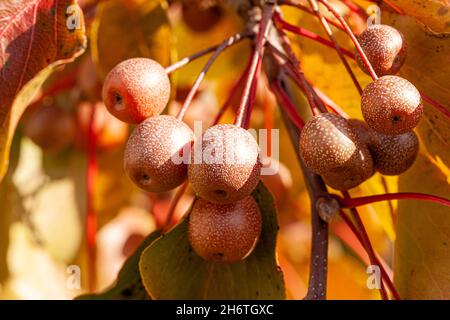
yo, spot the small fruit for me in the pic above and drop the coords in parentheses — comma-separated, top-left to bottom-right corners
(188, 196, 261, 262)
(355, 24, 407, 76)
(349, 119, 419, 175)
(361, 76, 423, 135)
(181, 0, 223, 33)
(299, 113, 359, 174)
(370, 131, 419, 175)
(24, 105, 75, 152)
(321, 144, 374, 190)
(124, 115, 194, 192)
(74, 101, 129, 152)
(102, 58, 170, 124)
(188, 124, 261, 204)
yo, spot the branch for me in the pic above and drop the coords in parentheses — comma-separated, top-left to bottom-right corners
(265, 57, 330, 299)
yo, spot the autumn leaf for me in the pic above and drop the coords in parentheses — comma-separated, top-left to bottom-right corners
(139, 183, 285, 300)
(77, 230, 161, 300)
(381, 7, 450, 299)
(90, 0, 173, 79)
(0, 0, 87, 182)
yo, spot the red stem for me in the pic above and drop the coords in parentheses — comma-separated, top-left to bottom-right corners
(340, 0, 368, 19)
(163, 182, 188, 232)
(176, 32, 248, 120)
(165, 31, 251, 74)
(317, 0, 378, 80)
(274, 12, 355, 59)
(235, 4, 274, 127)
(338, 192, 450, 208)
(338, 209, 399, 299)
(243, 57, 261, 129)
(86, 103, 98, 292)
(282, 1, 345, 30)
(211, 55, 252, 126)
(421, 94, 450, 120)
(270, 81, 305, 130)
(307, 0, 362, 94)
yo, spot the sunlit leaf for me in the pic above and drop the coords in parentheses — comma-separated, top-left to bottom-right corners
(139, 183, 285, 300)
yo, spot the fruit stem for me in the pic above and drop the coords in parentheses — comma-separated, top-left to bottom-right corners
(337, 192, 450, 208)
(163, 182, 188, 232)
(307, 0, 363, 94)
(340, 0, 368, 19)
(273, 13, 355, 59)
(312, 86, 349, 117)
(176, 32, 249, 120)
(235, 3, 274, 127)
(165, 31, 251, 74)
(211, 56, 252, 125)
(243, 57, 262, 129)
(86, 102, 98, 292)
(421, 93, 450, 120)
(279, 0, 345, 30)
(316, 0, 379, 80)
(338, 208, 400, 299)
(267, 30, 325, 114)
(270, 81, 305, 130)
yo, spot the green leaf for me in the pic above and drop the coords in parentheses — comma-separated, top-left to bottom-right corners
(77, 230, 161, 300)
(91, 0, 173, 79)
(139, 183, 285, 300)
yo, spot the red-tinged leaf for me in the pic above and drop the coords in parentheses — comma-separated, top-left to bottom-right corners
(0, 0, 87, 181)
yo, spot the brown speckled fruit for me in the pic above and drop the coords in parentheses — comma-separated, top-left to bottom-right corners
(321, 143, 374, 190)
(355, 24, 407, 76)
(188, 196, 261, 262)
(361, 76, 423, 135)
(348, 119, 373, 146)
(188, 124, 261, 204)
(102, 58, 170, 124)
(24, 105, 75, 152)
(124, 115, 194, 192)
(370, 130, 419, 175)
(299, 113, 359, 175)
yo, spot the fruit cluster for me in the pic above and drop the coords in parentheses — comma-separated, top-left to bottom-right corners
(102, 58, 262, 263)
(299, 25, 421, 190)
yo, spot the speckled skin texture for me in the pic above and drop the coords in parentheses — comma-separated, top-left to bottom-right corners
(321, 143, 374, 190)
(188, 124, 261, 204)
(349, 118, 419, 176)
(124, 115, 194, 192)
(355, 24, 407, 76)
(102, 58, 170, 124)
(370, 131, 419, 175)
(188, 196, 262, 262)
(361, 76, 423, 135)
(299, 113, 359, 175)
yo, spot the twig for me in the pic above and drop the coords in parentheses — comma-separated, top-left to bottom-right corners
(163, 182, 189, 232)
(165, 31, 251, 74)
(235, 3, 274, 127)
(317, 0, 378, 80)
(176, 32, 249, 120)
(307, 0, 362, 94)
(266, 58, 329, 298)
(338, 210, 400, 299)
(274, 12, 355, 59)
(337, 192, 450, 208)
